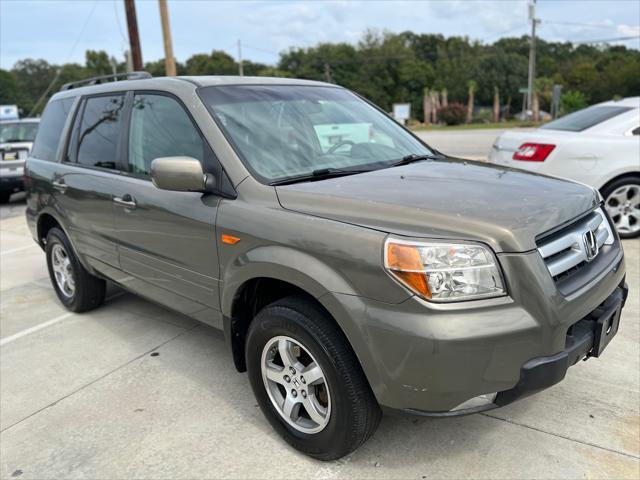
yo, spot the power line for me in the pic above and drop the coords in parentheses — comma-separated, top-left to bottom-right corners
(112, 0, 128, 45)
(242, 43, 281, 57)
(542, 20, 615, 29)
(28, 1, 98, 116)
(571, 35, 640, 44)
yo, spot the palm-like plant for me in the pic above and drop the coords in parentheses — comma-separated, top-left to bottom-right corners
(466, 80, 477, 124)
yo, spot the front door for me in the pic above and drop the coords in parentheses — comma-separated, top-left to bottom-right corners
(113, 92, 223, 327)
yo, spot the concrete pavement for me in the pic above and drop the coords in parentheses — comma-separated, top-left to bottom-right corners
(0, 197, 638, 479)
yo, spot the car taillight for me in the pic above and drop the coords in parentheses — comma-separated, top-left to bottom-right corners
(513, 143, 555, 162)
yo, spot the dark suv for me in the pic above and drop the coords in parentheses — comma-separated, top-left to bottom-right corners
(26, 74, 627, 460)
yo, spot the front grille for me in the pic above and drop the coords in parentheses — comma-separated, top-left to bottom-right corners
(537, 208, 613, 282)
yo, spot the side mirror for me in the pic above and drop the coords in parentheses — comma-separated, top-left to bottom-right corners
(150, 157, 209, 192)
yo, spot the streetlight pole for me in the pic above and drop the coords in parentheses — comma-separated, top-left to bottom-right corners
(526, 0, 539, 114)
(237, 39, 244, 76)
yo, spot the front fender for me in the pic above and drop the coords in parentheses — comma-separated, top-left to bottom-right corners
(220, 244, 358, 317)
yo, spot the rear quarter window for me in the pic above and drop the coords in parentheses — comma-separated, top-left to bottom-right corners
(540, 105, 633, 132)
(31, 97, 75, 161)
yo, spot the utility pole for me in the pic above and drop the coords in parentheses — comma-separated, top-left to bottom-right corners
(124, 0, 143, 71)
(158, 0, 176, 76)
(526, 0, 539, 114)
(237, 39, 244, 76)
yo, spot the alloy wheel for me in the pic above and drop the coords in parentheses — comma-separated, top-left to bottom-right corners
(605, 184, 640, 236)
(261, 335, 331, 434)
(51, 243, 75, 298)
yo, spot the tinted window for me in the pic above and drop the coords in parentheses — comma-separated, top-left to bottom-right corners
(541, 106, 633, 132)
(30, 98, 74, 161)
(76, 95, 125, 169)
(128, 94, 205, 176)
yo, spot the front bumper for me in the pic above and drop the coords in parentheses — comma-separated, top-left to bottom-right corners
(404, 282, 628, 416)
(321, 247, 626, 414)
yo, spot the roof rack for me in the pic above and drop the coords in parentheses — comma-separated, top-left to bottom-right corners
(59, 71, 152, 91)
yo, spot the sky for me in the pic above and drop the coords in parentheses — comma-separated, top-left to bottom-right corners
(1, 0, 639, 70)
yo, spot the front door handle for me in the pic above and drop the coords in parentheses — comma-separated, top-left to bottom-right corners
(52, 178, 67, 193)
(113, 194, 137, 209)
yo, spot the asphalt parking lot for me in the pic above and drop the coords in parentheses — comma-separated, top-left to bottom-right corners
(1, 188, 639, 478)
(413, 127, 534, 160)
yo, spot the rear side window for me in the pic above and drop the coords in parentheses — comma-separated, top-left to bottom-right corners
(75, 94, 125, 170)
(31, 98, 74, 161)
(541, 106, 633, 132)
(128, 93, 205, 176)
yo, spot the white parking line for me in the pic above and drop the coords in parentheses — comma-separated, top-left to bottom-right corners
(1, 244, 37, 255)
(0, 312, 74, 347)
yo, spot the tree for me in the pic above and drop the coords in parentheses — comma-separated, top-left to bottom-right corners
(0, 69, 21, 106)
(85, 50, 113, 76)
(561, 90, 588, 114)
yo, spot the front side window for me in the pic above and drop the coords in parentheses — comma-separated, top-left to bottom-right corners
(76, 94, 125, 170)
(128, 93, 205, 176)
(30, 98, 74, 161)
(541, 106, 633, 132)
(198, 85, 432, 183)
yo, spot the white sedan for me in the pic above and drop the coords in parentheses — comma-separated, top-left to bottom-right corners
(488, 97, 640, 238)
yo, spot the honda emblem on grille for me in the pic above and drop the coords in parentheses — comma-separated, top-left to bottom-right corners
(583, 230, 599, 261)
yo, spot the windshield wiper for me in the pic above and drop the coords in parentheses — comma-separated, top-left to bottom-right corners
(270, 167, 372, 186)
(389, 153, 444, 167)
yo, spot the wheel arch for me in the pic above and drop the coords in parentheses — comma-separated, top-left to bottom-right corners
(36, 209, 95, 274)
(598, 171, 640, 193)
(221, 248, 360, 373)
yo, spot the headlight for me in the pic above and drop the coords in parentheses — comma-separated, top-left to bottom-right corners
(384, 238, 506, 302)
(595, 207, 615, 245)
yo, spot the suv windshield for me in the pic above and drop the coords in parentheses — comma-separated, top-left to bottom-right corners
(198, 85, 433, 183)
(540, 105, 633, 132)
(0, 122, 39, 143)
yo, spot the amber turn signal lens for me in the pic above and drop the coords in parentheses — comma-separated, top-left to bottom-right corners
(221, 234, 241, 245)
(385, 242, 431, 299)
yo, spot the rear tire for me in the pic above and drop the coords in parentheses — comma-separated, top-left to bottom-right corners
(0, 192, 11, 204)
(601, 175, 640, 239)
(46, 227, 106, 312)
(246, 295, 381, 461)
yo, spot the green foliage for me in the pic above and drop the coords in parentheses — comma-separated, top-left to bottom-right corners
(3, 32, 639, 119)
(438, 103, 467, 125)
(561, 90, 589, 113)
(0, 69, 20, 106)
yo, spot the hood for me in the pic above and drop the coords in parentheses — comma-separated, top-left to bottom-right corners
(276, 158, 599, 253)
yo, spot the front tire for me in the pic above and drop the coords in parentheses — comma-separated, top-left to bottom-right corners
(246, 295, 381, 461)
(602, 175, 640, 239)
(46, 227, 106, 312)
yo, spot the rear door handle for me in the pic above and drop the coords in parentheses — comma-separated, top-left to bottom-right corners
(52, 178, 67, 193)
(113, 194, 137, 209)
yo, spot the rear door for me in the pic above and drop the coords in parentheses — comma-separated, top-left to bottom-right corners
(52, 93, 127, 279)
(112, 91, 223, 326)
